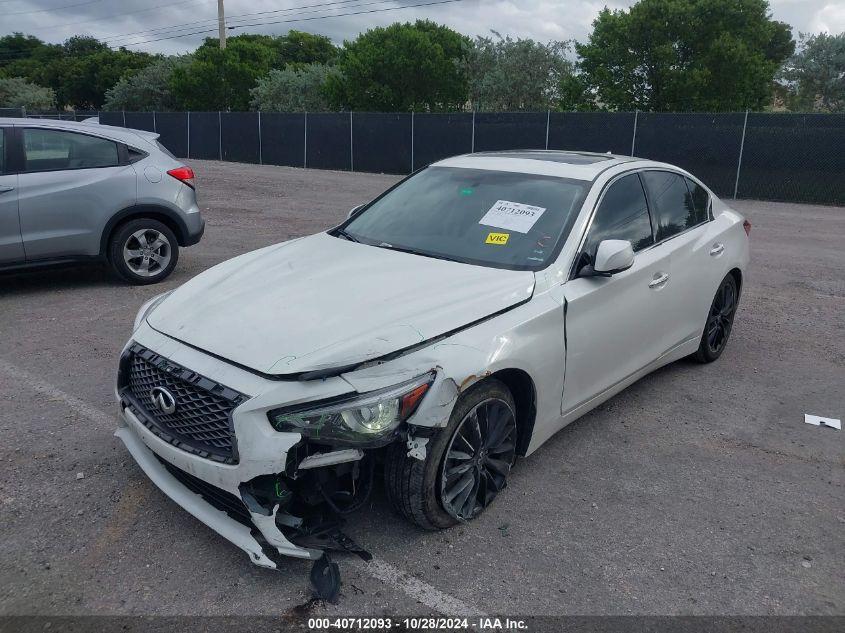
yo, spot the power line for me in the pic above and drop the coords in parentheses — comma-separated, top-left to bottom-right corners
(232, 0, 468, 32)
(0, 0, 218, 61)
(0, 0, 467, 59)
(6, 0, 217, 34)
(6, 0, 103, 16)
(125, 0, 468, 48)
(97, 0, 374, 46)
(68, 0, 439, 50)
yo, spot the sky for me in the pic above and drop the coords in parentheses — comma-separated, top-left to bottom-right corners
(2, 0, 843, 55)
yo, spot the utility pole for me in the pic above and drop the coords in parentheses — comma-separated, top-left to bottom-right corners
(217, 0, 227, 50)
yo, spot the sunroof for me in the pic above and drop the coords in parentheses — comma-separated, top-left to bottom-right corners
(475, 151, 615, 165)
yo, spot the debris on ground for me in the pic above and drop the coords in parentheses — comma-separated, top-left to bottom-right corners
(804, 414, 841, 430)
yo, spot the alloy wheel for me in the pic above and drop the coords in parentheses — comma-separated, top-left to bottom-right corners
(706, 279, 737, 354)
(440, 397, 517, 521)
(123, 229, 171, 277)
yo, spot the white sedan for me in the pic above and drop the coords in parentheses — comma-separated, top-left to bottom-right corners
(116, 150, 750, 572)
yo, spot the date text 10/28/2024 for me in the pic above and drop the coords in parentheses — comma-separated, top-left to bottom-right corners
(308, 617, 528, 630)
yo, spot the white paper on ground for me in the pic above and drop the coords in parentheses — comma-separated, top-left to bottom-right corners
(478, 200, 547, 234)
(804, 414, 841, 430)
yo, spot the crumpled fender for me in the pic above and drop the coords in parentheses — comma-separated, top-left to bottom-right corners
(340, 290, 567, 440)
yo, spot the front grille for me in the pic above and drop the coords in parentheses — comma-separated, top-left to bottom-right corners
(120, 343, 248, 464)
(156, 455, 253, 527)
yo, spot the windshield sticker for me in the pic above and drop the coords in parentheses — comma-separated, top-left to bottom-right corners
(485, 232, 510, 245)
(460, 187, 474, 196)
(479, 200, 546, 233)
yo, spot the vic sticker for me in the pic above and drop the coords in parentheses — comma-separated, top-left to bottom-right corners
(479, 200, 547, 234)
(485, 232, 509, 245)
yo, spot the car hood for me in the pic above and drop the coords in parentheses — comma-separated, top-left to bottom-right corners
(147, 232, 535, 376)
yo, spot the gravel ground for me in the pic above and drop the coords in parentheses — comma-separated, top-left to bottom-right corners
(0, 160, 842, 618)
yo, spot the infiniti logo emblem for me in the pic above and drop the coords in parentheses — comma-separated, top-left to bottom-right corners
(150, 386, 177, 415)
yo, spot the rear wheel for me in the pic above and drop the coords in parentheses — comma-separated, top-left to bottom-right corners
(385, 379, 517, 530)
(694, 273, 738, 363)
(109, 218, 178, 285)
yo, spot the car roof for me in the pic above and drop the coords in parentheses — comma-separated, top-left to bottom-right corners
(433, 150, 645, 181)
(0, 116, 159, 148)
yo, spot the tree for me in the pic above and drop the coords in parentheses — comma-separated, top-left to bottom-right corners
(780, 32, 845, 112)
(0, 34, 153, 108)
(275, 30, 338, 67)
(0, 33, 48, 70)
(577, 0, 795, 111)
(170, 35, 280, 110)
(461, 34, 583, 111)
(51, 38, 154, 109)
(325, 20, 470, 111)
(0, 77, 55, 109)
(103, 55, 193, 111)
(250, 64, 340, 112)
(196, 31, 337, 68)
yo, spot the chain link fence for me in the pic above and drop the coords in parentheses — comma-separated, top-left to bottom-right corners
(6, 107, 843, 204)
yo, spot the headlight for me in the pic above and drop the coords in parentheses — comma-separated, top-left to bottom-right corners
(133, 291, 173, 332)
(268, 372, 435, 445)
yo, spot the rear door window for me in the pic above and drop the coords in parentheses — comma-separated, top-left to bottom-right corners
(685, 177, 710, 223)
(583, 173, 654, 260)
(641, 171, 700, 241)
(22, 128, 119, 172)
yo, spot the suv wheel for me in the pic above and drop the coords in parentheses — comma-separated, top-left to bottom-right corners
(109, 219, 179, 285)
(385, 379, 518, 530)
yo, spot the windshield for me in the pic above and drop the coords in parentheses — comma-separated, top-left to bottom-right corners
(338, 167, 588, 270)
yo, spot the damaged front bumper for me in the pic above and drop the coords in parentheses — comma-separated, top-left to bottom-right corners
(116, 406, 323, 567)
(114, 328, 453, 569)
(115, 418, 315, 567)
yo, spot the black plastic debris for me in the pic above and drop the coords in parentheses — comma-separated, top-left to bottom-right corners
(310, 553, 341, 604)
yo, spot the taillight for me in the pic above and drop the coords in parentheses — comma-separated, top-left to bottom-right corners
(743, 219, 751, 236)
(167, 166, 195, 189)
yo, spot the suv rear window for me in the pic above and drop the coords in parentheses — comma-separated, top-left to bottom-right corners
(23, 128, 119, 172)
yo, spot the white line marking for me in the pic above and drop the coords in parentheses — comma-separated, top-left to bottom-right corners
(349, 558, 486, 616)
(0, 358, 485, 616)
(0, 358, 113, 428)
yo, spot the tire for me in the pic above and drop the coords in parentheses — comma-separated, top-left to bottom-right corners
(108, 218, 179, 285)
(385, 378, 518, 530)
(693, 273, 739, 363)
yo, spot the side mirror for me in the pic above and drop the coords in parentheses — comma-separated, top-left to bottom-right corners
(348, 204, 364, 218)
(592, 239, 634, 275)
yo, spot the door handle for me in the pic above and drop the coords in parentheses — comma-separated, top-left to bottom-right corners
(710, 243, 724, 256)
(649, 272, 670, 288)
(0, 185, 14, 193)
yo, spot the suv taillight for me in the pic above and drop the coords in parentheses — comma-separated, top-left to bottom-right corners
(743, 219, 751, 236)
(167, 166, 195, 189)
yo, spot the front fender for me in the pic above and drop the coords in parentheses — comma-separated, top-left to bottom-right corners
(340, 292, 566, 447)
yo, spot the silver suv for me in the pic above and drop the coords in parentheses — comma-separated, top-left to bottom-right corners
(0, 118, 204, 284)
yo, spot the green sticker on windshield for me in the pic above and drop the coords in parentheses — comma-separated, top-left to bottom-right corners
(459, 187, 474, 196)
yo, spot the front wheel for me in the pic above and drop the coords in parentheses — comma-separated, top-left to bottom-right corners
(109, 218, 179, 285)
(385, 379, 517, 530)
(693, 273, 739, 363)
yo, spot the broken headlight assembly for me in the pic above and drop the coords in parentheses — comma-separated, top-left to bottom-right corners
(268, 372, 435, 446)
